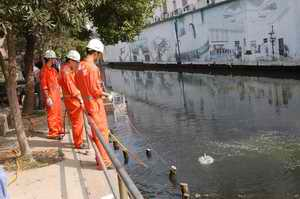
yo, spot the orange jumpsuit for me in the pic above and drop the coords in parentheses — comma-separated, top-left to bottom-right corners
(40, 64, 63, 138)
(59, 63, 84, 148)
(75, 60, 111, 167)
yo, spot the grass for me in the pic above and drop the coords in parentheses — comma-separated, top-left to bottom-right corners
(4, 149, 64, 171)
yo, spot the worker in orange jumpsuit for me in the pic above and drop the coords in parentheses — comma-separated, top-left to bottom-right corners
(40, 50, 64, 139)
(59, 50, 85, 149)
(75, 39, 113, 169)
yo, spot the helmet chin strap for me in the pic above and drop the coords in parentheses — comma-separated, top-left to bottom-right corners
(94, 53, 103, 65)
(95, 59, 103, 66)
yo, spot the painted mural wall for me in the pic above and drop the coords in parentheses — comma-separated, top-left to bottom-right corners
(105, 0, 300, 65)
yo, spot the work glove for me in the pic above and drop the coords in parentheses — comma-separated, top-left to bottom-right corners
(78, 98, 85, 110)
(46, 97, 53, 107)
(107, 94, 113, 102)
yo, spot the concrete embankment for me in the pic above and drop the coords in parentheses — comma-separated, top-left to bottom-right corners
(106, 62, 300, 79)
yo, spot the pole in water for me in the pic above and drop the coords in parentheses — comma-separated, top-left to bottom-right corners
(108, 133, 112, 143)
(123, 150, 129, 164)
(108, 129, 115, 143)
(169, 165, 177, 177)
(183, 193, 190, 199)
(113, 140, 120, 150)
(146, 148, 152, 158)
(180, 183, 189, 198)
(169, 165, 177, 184)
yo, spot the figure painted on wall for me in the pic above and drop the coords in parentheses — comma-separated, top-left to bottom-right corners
(234, 42, 242, 59)
(118, 45, 132, 62)
(153, 37, 170, 62)
(284, 45, 289, 57)
(130, 37, 149, 62)
(119, 47, 126, 62)
(132, 47, 140, 62)
(265, 46, 269, 57)
(142, 47, 151, 62)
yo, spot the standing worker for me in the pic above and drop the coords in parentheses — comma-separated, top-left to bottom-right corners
(59, 50, 85, 149)
(40, 50, 64, 139)
(75, 39, 112, 169)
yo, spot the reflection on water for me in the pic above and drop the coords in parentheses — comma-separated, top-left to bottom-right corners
(106, 68, 300, 198)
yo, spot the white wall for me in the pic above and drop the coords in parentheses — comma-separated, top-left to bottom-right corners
(105, 0, 300, 65)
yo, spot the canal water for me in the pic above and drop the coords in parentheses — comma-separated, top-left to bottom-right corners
(105, 68, 300, 199)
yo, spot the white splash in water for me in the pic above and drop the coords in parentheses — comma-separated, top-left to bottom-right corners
(198, 153, 214, 165)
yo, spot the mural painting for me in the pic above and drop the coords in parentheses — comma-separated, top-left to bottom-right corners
(106, 0, 299, 65)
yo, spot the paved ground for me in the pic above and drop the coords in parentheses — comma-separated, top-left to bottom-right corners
(6, 125, 118, 199)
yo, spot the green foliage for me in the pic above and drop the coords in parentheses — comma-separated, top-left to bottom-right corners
(0, 0, 100, 34)
(0, 0, 95, 60)
(43, 32, 87, 59)
(0, 0, 160, 51)
(89, 0, 160, 45)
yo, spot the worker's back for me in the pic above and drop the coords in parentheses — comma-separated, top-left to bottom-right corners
(75, 60, 103, 101)
(75, 59, 108, 132)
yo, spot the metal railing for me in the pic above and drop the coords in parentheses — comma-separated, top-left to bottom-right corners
(84, 113, 144, 199)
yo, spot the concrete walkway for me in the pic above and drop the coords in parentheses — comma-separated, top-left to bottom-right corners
(7, 131, 118, 199)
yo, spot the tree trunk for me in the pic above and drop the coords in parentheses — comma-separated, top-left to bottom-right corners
(1, 29, 32, 158)
(23, 33, 36, 115)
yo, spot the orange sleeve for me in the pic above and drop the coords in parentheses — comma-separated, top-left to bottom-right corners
(74, 72, 80, 88)
(89, 67, 103, 98)
(63, 71, 81, 97)
(40, 69, 48, 91)
(75, 63, 84, 89)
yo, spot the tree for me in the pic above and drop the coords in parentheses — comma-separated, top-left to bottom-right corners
(89, 0, 159, 45)
(0, 26, 32, 159)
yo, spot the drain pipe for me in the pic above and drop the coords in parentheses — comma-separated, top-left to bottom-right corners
(174, 18, 182, 65)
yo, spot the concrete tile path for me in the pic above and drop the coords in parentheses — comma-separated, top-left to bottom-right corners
(7, 132, 118, 199)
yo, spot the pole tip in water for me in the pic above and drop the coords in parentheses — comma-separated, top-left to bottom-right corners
(169, 165, 177, 176)
(113, 141, 120, 150)
(146, 148, 152, 158)
(123, 150, 129, 164)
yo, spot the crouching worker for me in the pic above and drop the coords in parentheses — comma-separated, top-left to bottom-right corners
(59, 50, 85, 149)
(75, 39, 112, 169)
(40, 50, 64, 140)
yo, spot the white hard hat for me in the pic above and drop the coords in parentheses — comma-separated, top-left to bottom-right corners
(44, 50, 57, 59)
(66, 50, 81, 62)
(87, 38, 104, 53)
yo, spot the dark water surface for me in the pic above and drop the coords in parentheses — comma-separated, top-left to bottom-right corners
(105, 68, 300, 199)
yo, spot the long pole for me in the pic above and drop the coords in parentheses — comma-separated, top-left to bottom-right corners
(82, 114, 91, 149)
(83, 115, 119, 198)
(86, 115, 144, 199)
